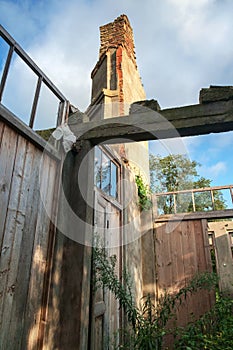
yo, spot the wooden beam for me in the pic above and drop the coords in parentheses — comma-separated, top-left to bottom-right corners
(0, 25, 67, 102)
(69, 99, 233, 144)
(154, 209, 233, 223)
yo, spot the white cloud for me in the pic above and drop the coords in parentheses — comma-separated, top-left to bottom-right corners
(183, 132, 233, 164)
(0, 0, 232, 187)
(1, 0, 233, 118)
(0, 0, 233, 112)
(199, 161, 227, 180)
(149, 138, 189, 157)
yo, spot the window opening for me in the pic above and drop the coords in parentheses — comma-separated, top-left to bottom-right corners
(94, 146, 119, 200)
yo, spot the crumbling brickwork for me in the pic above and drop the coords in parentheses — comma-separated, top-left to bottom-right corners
(90, 14, 145, 117)
(99, 14, 137, 68)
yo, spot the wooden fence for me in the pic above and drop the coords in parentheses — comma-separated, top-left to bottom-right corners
(0, 25, 95, 349)
(154, 218, 215, 346)
(154, 185, 233, 215)
(0, 106, 61, 349)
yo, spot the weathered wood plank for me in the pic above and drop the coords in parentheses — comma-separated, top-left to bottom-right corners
(179, 222, 193, 324)
(42, 231, 64, 349)
(2, 139, 34, 329)
(201, 219, 213, 273)
(194, 220, 206, 272)
(0, 120, 4, 144)
(178, 221, 197, 325)
(186, 221, 201, 322)
(169, 222, 185, 292)
(0, 125, 18, 249)
(37, 158, 61, 349)
(195, 220, 215, 314)
(22, 154, 57, 349)
(141, 210, 157, 299)
(40, 156, 64, 349)
(212, 222, 233, 297)
(154, 209, 233, 223)
(0, 136, 28, 345)
(69, 99, 233, 144)
(154, 223, 163, 296)
(154, 223, 173, 296)
(5, 144, 42, 349)
(44, 140, 94, 350)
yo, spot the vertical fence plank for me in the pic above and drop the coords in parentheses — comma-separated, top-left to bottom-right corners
(202, 219, 213, 272)
(155, 222, 173, 296)
(3, 144, 42, 349)
(0, 136, 28, 347)
(3, 137, 34, 334)
(170, 222, 185, 292)
(210, 222, 233, 297)
(0, 121, 4, 144)
(0, 126, 18, 330)
(23, 154, 58, 349)
(38, 156, 62, 349)
(0, 125, 18, 249)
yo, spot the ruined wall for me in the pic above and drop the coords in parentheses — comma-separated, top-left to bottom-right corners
(91, 55, 107, 103)
(90, 14, 150, 181)
(87, 14, 153, 346)
(121, 48, 146, 108)
(123, 167, 144, 307)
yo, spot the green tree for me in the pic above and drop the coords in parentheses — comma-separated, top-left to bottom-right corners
(149, 154, 226, 214)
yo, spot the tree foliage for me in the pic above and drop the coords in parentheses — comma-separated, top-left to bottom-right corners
(149, 154, 226, 214)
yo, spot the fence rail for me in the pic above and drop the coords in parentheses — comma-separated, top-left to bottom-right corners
(0, 24, 69, 128)
(154, 184, 233, 215)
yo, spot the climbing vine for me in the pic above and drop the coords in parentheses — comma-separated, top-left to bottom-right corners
(135, 174, 152, 211)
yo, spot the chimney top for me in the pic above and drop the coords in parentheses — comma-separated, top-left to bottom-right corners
(99, 14, 137, 66)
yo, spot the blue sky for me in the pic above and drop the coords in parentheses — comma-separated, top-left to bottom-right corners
(0, 0, 233, 193)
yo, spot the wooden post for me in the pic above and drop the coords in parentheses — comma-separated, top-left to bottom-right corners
(44, 140, 94, 349)
(192, 191, 196, 212)
(210, 222, 233, 297)
(173, 194, 177, 214)
(210, 190, 215, 211)
(230, 186, 233, 206)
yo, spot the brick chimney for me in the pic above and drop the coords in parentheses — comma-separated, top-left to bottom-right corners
(87, 14, 150, 189)
(99, 14, 137, 68)
(89, 14, 146, 119)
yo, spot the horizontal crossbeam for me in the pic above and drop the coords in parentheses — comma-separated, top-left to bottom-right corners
(154, 209, 233, 222)
(69, 99, 233, 144)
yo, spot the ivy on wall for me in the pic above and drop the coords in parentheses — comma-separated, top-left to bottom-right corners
(135, 174, 152, 211)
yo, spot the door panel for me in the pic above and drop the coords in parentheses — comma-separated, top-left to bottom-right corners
(90, 191, 121, 349)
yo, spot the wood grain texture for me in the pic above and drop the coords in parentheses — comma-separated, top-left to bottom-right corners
(0, 120, 60, 349)
(69, 99, 233, 144)
(154, 219, 214, 345)
(0, 135, 28, 347)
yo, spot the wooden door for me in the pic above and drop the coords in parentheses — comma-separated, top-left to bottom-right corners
(90, 192, 121, 349)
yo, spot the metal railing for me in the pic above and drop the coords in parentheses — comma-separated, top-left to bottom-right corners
(154, 184, 233, 215)
(0, 24, 69, 128)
